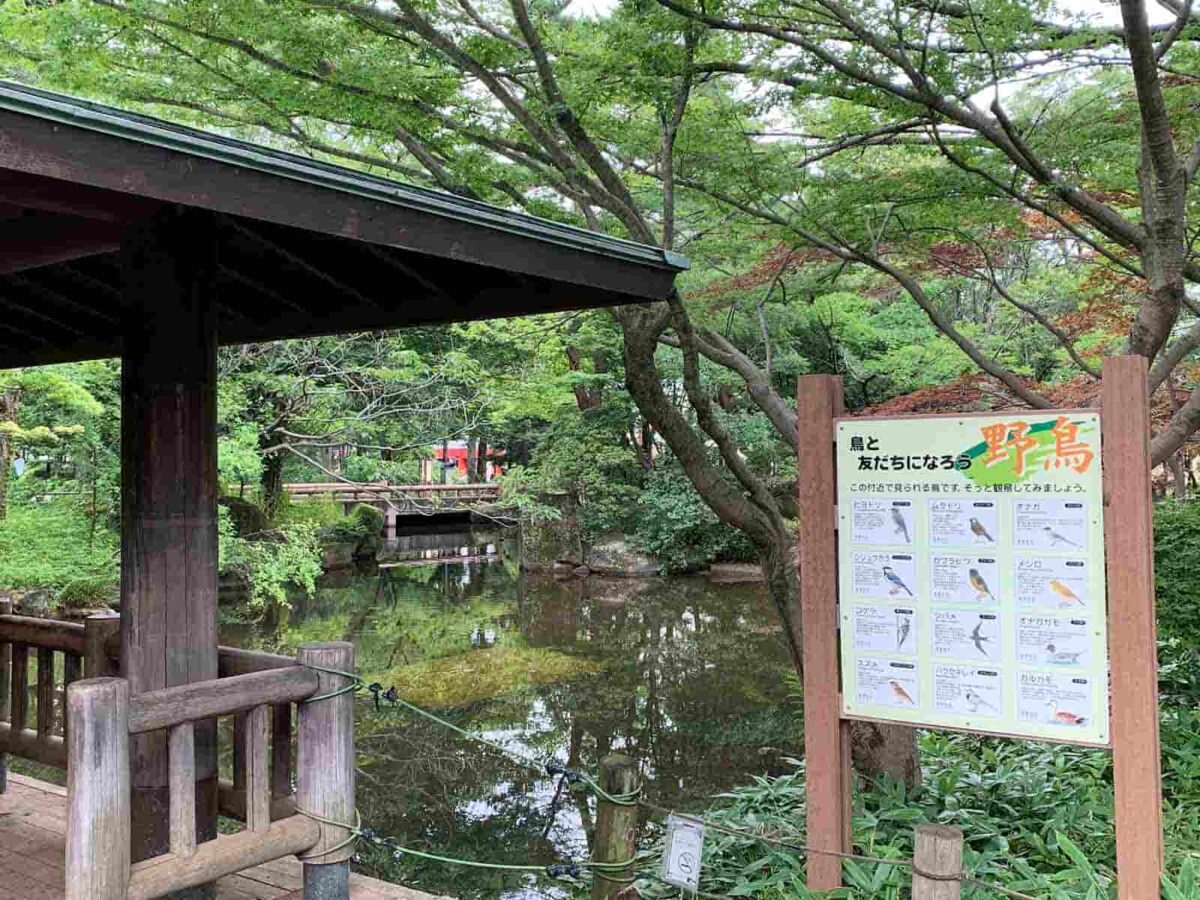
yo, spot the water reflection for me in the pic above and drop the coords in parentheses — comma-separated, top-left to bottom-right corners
(220, 527, 797, 898)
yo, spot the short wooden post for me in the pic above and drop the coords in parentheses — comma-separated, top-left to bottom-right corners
(912, 824, 962, 899)
(797, 375, 852, 889)
(297, 642, 355, 900)
(1102, 355, 1164, 899)
(590, 754, 639, 900)
(0, 596, 10, 793)
(84, 610, 120, 679)
(66, 677, 131, 900)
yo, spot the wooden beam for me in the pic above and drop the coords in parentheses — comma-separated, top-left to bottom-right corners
(6, 274, 122, 326)
(796, 375, 850, 891)
(120, 208, 221, 868)
(222, 218, 382, 310)
(0, 170, 159, 222)
(0, 213, 121, 276)
(1102, 355, 1164, 900)
(0, 108, 678, 301)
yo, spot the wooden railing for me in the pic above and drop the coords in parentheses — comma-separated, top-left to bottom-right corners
(284, 480, 501, 505)
(0, 600, 119, 775)
(64, 641, 356, 900)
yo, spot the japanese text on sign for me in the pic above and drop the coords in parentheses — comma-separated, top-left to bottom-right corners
(836, 413, 1110, 746)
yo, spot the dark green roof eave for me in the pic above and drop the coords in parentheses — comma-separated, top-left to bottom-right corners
(0, 80, 689, 276)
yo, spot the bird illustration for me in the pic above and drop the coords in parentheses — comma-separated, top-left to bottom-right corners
(1045, 643, 1084, 665)
(1048, 580, 1084, 606)
(888, 680, 915, 705)
(969, 517, 994, 542)
(970, 621, 993, 657)
(969, 568, 996, 602)
(896, 615, 912, 651)
(965, 688, 997, 713)
(1043, 526, 1081, 548)
(883, 565, 913, 597)
(891, 507, 911, 543)
(1046, 700, 1087, 726)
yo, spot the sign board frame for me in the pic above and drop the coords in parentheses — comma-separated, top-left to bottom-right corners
(834, 409, 1110, 747)
(796, 356, 1163, 900)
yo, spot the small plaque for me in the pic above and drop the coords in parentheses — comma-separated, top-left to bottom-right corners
(661, 815, 705, 891)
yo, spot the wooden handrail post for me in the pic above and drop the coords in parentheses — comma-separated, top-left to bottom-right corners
(66, 677, 130, 900)
(590, 754, 639, 900)
(912, 824, 962, 899)
(84, 610, 120, 679)
(297, 642, 355, 900)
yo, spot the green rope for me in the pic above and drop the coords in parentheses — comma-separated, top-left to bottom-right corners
(299, 663, 364, 703)
(294, 806, 362, 861)
(295, 806, 635, 880)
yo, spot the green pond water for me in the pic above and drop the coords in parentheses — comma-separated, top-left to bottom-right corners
(218, 526, 799, 898)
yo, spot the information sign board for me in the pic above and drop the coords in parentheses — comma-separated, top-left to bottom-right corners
(836, 412, 1110, 746)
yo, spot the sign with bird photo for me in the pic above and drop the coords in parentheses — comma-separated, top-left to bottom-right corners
(835, 412, 1110, 746)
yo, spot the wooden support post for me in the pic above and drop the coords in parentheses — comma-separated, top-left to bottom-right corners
(36, 647, 54, 737)
(66, 677, 131, 900)
(271, 702, 292, 802)
(590, 754, 639, 900)
(11, 643, 28, 735)
(84, 611, 120, 679)
(169, 723, 197, 859)
(1102, 355, 1164, 899)
(297, 642, 355, 900)
(796, 375, 851, 890)
(912, 824, 962, 900)
(120, 210, 220, 889)
(244, 704, 271, 833)
(0, 596, 10, 793)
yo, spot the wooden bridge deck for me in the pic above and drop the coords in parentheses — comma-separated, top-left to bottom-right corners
(0, 774, 447, 900)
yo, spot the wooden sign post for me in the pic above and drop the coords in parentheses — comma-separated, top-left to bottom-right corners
(797, 375, 852, 890)
(796, 356, 1163, 896)
(1101, 356, 1164, 899)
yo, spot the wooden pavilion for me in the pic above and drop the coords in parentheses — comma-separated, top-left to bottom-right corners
(0, 81, 685, 899)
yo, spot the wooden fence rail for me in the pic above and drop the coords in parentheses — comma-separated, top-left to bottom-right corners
(63, 640, 356, 900)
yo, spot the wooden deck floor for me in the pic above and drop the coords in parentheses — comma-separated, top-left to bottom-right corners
(0, 774, 446, 899)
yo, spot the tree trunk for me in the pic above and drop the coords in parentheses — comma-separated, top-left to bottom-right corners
(466, 437, 479, 483)
(260, 452, 285, 521)
(476, 439, 488, 482)
(849, 721, 921, 788)
(1170, 453, 1188, 499)
(0, 388, 18, 520)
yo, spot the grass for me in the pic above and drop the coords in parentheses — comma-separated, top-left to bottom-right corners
(368, 645, 602, 708)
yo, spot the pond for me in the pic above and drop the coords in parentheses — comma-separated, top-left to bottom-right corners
(219, 525, 799, 898)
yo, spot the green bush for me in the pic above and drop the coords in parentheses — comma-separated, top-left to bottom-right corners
(218, 507, 323, 614)
(321, 503, 385, 543)
(1154, 500, 1200, 646)
(634, 463, 756, 572)
(0, 502, 117, 591)
(57, 576, 117, 610)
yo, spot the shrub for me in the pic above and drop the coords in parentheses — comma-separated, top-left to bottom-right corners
(0, 502, 117, 591)
(321, 503, 384, 542)
(1154, 500, 1200, 646)
(56, 576, 117, 610)
(218, 507, 323, 614)
(634, 464, 756, 572)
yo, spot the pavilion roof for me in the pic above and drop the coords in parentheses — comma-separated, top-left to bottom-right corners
(0, 81, 686, 367)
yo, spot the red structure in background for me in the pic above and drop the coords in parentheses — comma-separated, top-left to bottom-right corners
(421, 440, 504, 482)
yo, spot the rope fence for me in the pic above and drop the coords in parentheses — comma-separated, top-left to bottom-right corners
(295, 664, 1046, 899)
